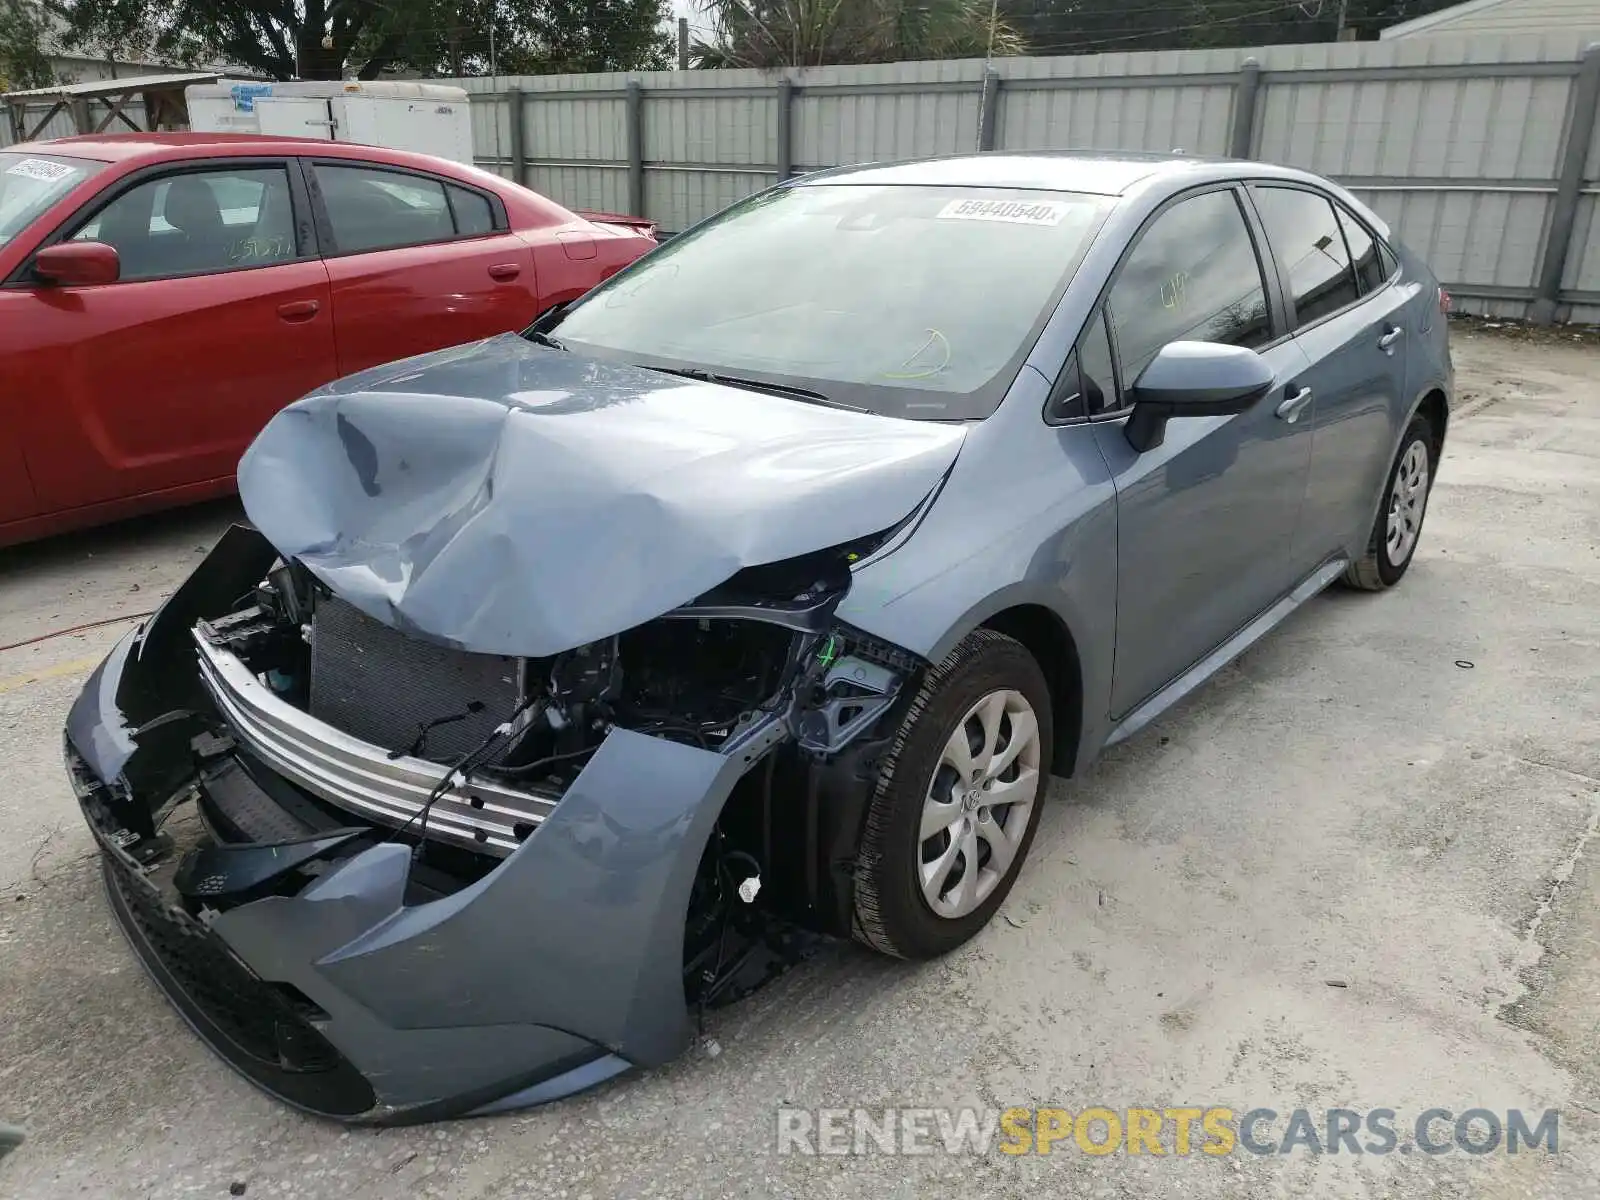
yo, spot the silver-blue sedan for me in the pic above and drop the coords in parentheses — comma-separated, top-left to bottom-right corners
(64, 151, 1451, 1122)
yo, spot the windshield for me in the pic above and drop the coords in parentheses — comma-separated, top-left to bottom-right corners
(548, 183, 1113, 419)
(0, 152, 104, 249)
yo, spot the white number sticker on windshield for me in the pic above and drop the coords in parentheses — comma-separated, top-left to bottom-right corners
(935, 198, 1070, 226)
(5, 158, 76, 184)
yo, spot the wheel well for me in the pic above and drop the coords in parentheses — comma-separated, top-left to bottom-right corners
(980, 605, 1083, 778)
(1417, 389, 1448, 461)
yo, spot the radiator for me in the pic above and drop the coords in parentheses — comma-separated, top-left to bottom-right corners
(307, 596, 522, 763)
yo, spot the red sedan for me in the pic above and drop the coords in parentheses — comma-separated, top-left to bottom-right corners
(0, 133, 655, 548)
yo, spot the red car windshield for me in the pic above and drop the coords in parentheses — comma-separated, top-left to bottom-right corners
(0, 152, 104, 248)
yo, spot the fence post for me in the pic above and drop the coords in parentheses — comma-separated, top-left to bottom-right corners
(626, 80, 645, 218)
(507, 87, 527, 185)
(1531, 43, 1600, 325)
(776, 76, 794, 181)
(1230, 58, 1261, 159)
(978, 68, 1002, 152)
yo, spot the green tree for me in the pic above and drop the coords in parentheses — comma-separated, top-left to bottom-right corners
(523, 0, 672, 74)
(53, 0, 671, 82)
(692, 0, 1025, 69)
(0, 0, 55, 91)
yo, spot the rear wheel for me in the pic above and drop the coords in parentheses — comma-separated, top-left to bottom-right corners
(1343, 416, 1435, 591)
(852, 629, 1052, 960)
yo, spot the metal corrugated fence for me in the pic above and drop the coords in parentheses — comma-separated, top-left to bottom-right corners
(443, 33, 1600, 323)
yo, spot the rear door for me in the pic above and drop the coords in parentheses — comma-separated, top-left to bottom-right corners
(306, 160, 540, 376)
(1244, 184, 1411, 566)
(5, 158, 336, 511)
(1088, 185, 1316, 718)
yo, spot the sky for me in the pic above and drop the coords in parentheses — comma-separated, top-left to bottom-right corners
(671, 0, 714, 39)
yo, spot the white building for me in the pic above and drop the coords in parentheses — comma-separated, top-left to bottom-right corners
(1382, 0, 1600, 39)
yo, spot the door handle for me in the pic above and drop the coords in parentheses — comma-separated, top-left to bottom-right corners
(277, 299, 320, 322)
(1377, 325, 1404, 352)
(1276, 385, 1314, 424)
(487, 263, 521, 281)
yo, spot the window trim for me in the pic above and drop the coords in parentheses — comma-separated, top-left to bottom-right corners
(5, 156, 316, 288)
(1043, 181, 1281, 424)
(1241, 181, 1378, 338)
(304, 158, 509, 258)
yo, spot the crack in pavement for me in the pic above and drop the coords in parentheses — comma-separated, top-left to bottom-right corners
(1505, 752, 1600, 953)
(1520, 795, 1600, 953)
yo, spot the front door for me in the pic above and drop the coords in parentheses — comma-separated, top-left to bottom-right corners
(1087, 185, 1317, 718)
(306, 160, 540, 376)
(4, 160, 336, 511)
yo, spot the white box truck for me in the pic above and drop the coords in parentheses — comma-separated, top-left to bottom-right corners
(185, 80, 474, 164)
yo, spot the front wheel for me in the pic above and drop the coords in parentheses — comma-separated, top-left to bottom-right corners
(1343, 415, 1435, 591)
(852, 629, 1052, 960)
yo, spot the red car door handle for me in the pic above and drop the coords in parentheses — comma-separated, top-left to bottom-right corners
(487, 263, 521, 281)
(277, 299, 321, 322)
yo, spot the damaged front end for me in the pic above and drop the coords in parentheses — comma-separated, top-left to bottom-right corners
(65, 523, 924, 1123)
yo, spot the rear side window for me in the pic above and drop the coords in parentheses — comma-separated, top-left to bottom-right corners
(448, 185, 495, 236)
(1335, 205, 1386, 294)
(1107, 188, 1271, 387)
(314, 164, 475, 253)
(1252, 186, 1360, 325)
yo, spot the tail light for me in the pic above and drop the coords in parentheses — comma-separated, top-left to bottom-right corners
(1439, 286, 1452, 314)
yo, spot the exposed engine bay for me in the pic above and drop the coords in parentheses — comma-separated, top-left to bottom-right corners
(207, 539, 905, 795)
(160, 533, 919, 1022)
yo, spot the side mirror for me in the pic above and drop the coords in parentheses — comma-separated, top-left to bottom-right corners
(33, 241, 121, 287)
(1124, 341, 1275, 453)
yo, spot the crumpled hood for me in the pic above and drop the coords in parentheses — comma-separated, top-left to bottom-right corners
(237, 335, 967, 657)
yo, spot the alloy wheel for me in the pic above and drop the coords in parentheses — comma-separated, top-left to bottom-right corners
(916, 689, 1042, 919)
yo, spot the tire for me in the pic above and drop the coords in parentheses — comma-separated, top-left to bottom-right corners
(852, 629, 1053, 960)
(1342, 415, 1435, 592)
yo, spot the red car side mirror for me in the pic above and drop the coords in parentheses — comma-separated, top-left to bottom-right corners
(33, 241, 121, 287)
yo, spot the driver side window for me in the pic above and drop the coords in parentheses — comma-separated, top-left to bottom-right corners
(69, 166, 296, 282)
(1107, 188, 1272, 391)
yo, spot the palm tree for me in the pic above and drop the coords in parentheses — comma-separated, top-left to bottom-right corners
(691, 0, 1025, 69)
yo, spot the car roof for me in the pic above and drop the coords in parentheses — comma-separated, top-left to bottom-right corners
(5, 132, 421, 164)
(796, 151, 1266, 197)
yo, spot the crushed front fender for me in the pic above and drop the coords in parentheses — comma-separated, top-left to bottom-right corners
(63, 532, 764, 1123)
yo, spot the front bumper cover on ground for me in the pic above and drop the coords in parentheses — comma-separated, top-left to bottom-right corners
(63, 532, 779, 1123)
